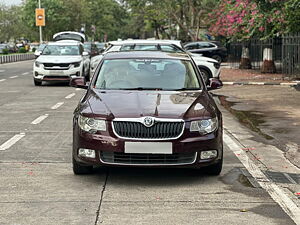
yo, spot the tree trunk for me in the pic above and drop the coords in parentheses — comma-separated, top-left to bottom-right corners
(261, 48, 276, 73)
(239, 47, 252, 69)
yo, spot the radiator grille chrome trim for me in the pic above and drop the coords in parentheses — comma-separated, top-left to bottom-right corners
(100, 151, 197, 166)
(112, 117, 185, 140)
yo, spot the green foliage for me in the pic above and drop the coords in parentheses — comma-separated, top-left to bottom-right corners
(18, 47, 27, 53)
(1, 48, 9, 54)
(32, 47, 36, 52)
(285, 0, 300, 33)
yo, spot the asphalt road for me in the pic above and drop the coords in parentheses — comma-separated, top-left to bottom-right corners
(0, 61, 298, 225)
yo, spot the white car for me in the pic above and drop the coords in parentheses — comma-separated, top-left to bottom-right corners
(33, 32, 90, 86)
(90, 40, 220, 84)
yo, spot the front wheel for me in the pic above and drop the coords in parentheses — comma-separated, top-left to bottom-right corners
(72, 157, 93, 175)
(34, 79, 42, 86)
(199, 68, 211, 85)
(204, 158, 223, 176)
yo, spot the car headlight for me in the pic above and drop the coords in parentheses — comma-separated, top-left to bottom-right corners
(73, 62, 81, 68)
(35, 61, 41, 67)
(78, 115, 106, 132)
(213, 62, 220, 69)
(190, 117, 218, 134)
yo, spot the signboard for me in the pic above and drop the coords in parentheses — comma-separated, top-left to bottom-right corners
(35, 8, 45, 26)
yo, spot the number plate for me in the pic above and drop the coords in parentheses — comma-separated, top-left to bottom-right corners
(125, 142, 172, 154)
(49, 70, 64, 75)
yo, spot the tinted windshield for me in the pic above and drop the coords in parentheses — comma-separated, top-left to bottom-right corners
(42, 45, 80, 56)
(120, 44, 184, 53)
(95, 59, 200, 90)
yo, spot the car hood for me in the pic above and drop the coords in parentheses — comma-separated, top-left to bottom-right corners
(86, 89, 216, 120)
(36, 55, 82, 63)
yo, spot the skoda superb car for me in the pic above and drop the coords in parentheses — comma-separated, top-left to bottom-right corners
(71, 51, 223, 175)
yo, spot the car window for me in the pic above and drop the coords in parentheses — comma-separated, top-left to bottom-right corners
(160, 45, 184, 53)
(185, 44, 198, 50)
(42, 45, 80, 56)
(198, 42, 216, 48)
(95, 59, 200, 90)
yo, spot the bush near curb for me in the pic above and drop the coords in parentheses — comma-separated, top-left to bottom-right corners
(18, 47, 27, 53)
(1, 49, 9, 54)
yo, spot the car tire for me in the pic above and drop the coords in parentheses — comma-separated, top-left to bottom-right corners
(34, 80, 42, 86)
(199, 68, 211, 85)
(204, 157, 223, 176)
(72, 157, 93, 175)
(212, 55, 222, 63)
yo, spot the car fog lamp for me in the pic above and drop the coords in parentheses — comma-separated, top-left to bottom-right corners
(200, 150, 217, 160)
(78, 148, 96, 158)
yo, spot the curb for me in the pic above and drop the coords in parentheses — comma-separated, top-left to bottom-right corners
(223, 81, 299, 87)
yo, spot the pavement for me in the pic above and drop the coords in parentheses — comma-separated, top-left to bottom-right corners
(0, 60, 299, 225)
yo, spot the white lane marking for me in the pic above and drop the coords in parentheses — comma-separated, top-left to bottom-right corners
(0, 133, 25, 151)
(75, 88, 81, 91)
(65, 93, 76, 99)
(0, 79, 5, 82)
(22, 72, 29, 75)
(0, 70, 5, 73)
(224, 132, 300, 225)
(51, 102, 64, 110)
(31, 114, 49, 125)
(9, 76, 18, 79)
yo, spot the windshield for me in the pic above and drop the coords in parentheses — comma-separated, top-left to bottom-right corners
(95, 59, 201, 90)
(120, 44, 184, 53)
(84, 43, 91, 51)
(42, 45, 80, 56)
(38, 44, 46, 51)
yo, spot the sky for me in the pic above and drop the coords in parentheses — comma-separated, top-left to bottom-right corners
(1, 0, 23, 6)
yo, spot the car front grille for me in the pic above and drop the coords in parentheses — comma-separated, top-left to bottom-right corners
(113, 121, 184, 140)
(100, 151, 197, 165)
(43, 63, 71, 70)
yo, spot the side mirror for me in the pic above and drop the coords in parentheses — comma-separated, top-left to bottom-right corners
(82, 51, 89, 56)
(34, 51, 41, 58)
(207, 78, 223, 91)
(70, 77, 88, 89)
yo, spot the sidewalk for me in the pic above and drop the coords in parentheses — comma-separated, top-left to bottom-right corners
(214, 67, 300, 169)
(220, 67, 299, 86)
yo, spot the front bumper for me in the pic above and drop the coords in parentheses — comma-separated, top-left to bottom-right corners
(33, 65, 82, 81)
(73, 123, 223, 168)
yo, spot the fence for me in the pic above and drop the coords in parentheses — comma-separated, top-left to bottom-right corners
(227, 33, 300, 78)
(0, 53, 35, 64)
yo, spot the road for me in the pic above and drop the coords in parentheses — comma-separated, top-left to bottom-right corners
(0, 61, 299, 225)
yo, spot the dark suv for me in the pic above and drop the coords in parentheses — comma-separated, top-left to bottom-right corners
(70, 51, 223, 175)
(184, 41, 227, 63)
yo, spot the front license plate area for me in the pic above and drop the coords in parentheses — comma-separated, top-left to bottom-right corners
(125, 142, 172, 154)
(49, 70, 64, 75)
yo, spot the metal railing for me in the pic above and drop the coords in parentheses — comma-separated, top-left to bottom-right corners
(0, 53, 35, 64)
(227, 34, 300, 78)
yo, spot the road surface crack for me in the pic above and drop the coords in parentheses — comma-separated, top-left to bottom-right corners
(94, 170, 109, 225)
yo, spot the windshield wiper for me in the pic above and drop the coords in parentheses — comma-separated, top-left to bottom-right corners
(119, 87, 164, 90)
(172, 88, 200, 91)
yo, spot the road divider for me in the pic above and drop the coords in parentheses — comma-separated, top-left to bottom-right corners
(65, 93, 76, 99)
(224, 131, 300, 225)
(31, 114, 49, 125)
(51, 102, 64, 110)
(0, 133, 25, 151)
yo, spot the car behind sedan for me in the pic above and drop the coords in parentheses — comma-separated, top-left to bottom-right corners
(71, 51, 223, 175)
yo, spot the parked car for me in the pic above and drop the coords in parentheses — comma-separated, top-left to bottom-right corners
(90, 40, 221, 84)
(184, 41, 228, 63)
(34, 43, 47, 58)
(70, 51, 223, 175)
(84, 42, 99, 57)
(0, 44, 9, 54)
(33, 31, 90, 86)
(95, 42, 106, 53)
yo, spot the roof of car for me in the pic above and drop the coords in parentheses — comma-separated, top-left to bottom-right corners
(103, 51, 191, 60)
(47, 41, 81, 46)
(109, 39, 182, 48)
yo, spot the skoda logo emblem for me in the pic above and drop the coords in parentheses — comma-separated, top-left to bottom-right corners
(143, 117, 155, 127)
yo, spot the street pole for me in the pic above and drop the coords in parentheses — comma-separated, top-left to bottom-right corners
(38, 0, 43, 43)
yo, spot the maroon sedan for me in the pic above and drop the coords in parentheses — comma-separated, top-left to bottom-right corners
(70, 51, 223, 175)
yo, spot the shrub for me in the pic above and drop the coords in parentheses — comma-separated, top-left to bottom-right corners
(2, 48, 9, 54)
(18, 47, 27, 53)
